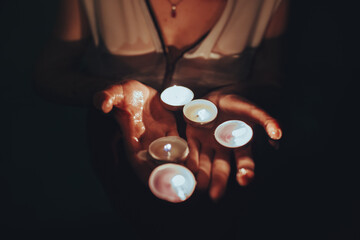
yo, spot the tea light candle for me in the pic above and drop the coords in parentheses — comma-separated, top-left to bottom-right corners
(214, 120, 253, 148)
(160, 85, 194, 111)
(183, 99, 218, 126)
(148, 163, 196, 203)
(148, 136, 189, 163)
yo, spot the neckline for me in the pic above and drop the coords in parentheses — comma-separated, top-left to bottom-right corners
(145, 0, 229, 56)
(144, 0, 230, 89)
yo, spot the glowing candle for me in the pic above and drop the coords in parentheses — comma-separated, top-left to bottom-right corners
(148, 163, 196, 203)
(148, 136, 189, 163)
(160, 85, 194, 111)
(183, 99, 218, 126)
(214, 120, 253, 148)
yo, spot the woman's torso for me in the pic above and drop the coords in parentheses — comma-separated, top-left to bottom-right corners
(81, 0, 282, 96)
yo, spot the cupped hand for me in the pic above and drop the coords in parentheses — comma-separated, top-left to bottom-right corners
(185, 90, 282, 201)
(93, 80, 178, 182)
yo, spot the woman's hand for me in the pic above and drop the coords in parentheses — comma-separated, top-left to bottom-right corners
(185, 90, 282, 201)
(93, 80, 178, 182)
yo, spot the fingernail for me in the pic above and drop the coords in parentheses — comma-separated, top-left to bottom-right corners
(237, 168, 254, 186)
(209, 188, 222, 203)
(269, 128, 282, 140)
(102, 98, 113, 113)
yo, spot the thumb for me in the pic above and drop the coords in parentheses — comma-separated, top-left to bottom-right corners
(93, 85, 124, 113)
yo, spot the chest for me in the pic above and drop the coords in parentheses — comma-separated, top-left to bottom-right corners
(149, 0, 227, 50)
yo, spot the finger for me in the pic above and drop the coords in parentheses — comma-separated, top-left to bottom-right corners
(234, 147, 255, 186)
(166, 128, 180, 137)
(209, 150, 231, 201)
(196, 147, 213, 191)
(221, 95, 282, 140)
(93, 85, 124, 113)
(264, 119, 282, 140)
(243, 105, 282, 140)
(185, 138, 200, 173)
(131, 152, 157, 184)
(93, 91, 112, 113)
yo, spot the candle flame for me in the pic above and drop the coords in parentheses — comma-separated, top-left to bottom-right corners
(232, 127, 246, 137)
(171, 175, 186, 201)
(164, 143, 172, 153)
(171, 174, 185, 187)
(196, 109, 211, 121)
(177, 189, 186, 201)
(232, 127, 248, 145)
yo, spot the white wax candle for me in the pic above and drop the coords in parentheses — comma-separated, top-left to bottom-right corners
(148, 163, 196, 203)
(183, 99, 218, 126)
(160, 85, 194, 111)
(214, 120, 253, 148)
(148, 136, 189, 163)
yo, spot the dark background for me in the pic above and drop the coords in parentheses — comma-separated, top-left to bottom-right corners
(1, 0, 358, 239)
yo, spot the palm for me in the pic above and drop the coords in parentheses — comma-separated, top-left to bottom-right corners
(94, 80, 178, 181)
(185, 91, 282, 201)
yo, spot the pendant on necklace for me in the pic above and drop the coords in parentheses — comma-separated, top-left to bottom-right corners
(171, 5, 177, 18)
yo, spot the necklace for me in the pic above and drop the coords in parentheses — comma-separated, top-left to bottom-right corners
(167, 0, 183, 18)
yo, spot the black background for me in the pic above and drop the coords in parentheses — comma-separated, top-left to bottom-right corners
(1, 0, 359, 239)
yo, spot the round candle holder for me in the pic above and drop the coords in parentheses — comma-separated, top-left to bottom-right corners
(214, 120, 253, 148)
(148, 136, 189, 164)
(148, 163, 196, 203)
(183, 99, 218, 126)
(160, 85, 194, 111)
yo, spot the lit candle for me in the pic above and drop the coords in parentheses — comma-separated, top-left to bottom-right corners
(148, 136, 189, 164)
(148, 163, 196, 203)
(214, 120, 253, 148)
(160, 85, 194, 111)
(183, 99, 218, 126)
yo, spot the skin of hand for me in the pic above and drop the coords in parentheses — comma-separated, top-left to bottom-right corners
(93, 80, 179, 183)
(185, 90, 282, 202)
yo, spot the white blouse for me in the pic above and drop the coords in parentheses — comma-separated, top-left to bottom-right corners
(81, 0, 282, 94)
(82, 0, 281, 57)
